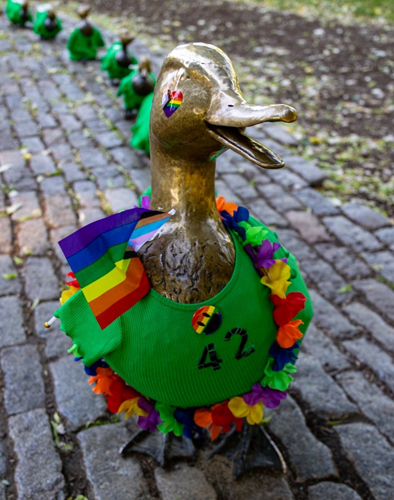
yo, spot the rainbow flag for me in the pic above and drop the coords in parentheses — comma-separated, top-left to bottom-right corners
(59, 208, 173, 329)
(162, 90, 183, 118)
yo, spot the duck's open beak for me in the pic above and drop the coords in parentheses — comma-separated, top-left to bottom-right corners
(206, 102, 297, 169)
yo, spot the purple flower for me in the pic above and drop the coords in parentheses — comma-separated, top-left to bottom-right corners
(269, 341, 299, 372)
(137, 398, 161, 432)
(243, 383, 287, 409)
(221, 206, 250, 240)
(140, 195, 151, 209)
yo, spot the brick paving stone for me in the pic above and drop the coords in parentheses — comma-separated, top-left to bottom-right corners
(342, 201, 389, 230)
(57, 113, 82, 131)
(223, 173, 259, 200)
(36, 113, 57, 129)
(44, 193, 76, 229)
(62, 161, 86, 182)
(110, 146, 141, 167)
(315, 243, 371, 280)
(40, 176, 67, 196)
(50, 225, 77, 264)
(79, 208, 106, 226)
(268, 395, 337, 481)
(302, 259, 354, 305)
(308, 482, 362, 500)
(51, 355, 107, 428)
(10, 191, 42, 222)
(74, 104, 97, 122)
(51, 143, 73, 162)
(336, 423, 394, 500)
(96, 130, 124, 149)
(302, 323, 350, 372)
(263, 123, 298, 146)
(0, 255, 21, 296)
(1, 344, 46, 415)
(104, 107, 124, 123)
(259, 183, 302, 211)
(0, 484, 4, 500)
(292, 354, 358, 418)
(78, 423, 152, 500)
(215, 179, 243, 205)
(323, 216, 382, 252)
(34, 301, 72, 359)
(23, 256, 59, 301)
(80, 147, 108, 169)
(14, 120, 39, 138)
(93, 164, 125, 190)
(8, 409, 65, 500)
(337, 371, 394, 444)
(155, 464, 217, 500)
(0, 149, 24, 169)
(343, 338, 394, 392)
(105, 187, 138, 213)
(0, 438, 6, 477)
(308, 289, 358, 339)
(0, 296, 25, 348)
(221, 475, 294, 500)
(74, 180, 101, 208)
(283, 155, 327, 186)
(285, 210, 330, 244)
(11, 109, 31, 122)
(130, 167, 151, 193)
(30, 154, 56, 175)
(23, 136, 46, 154)
(68, 130, 94, 149)
(3, 164, 36, 191)
(375, 226, 394, 248)
(266, 167, 308, 190)
(85, 118, 109, 133)
(352, 279, 394, 323)
(17, 218, 50, 256)
(362, 250, 394, 284)
(343, 302, 394, 353)
(43, 128, 66, 147)
(293, 188, 339, 215)
(0, 218, 12, 254)
(0, 132, 18, 151)
(276, 229, 318, 264)
(250, 199, 288, 228)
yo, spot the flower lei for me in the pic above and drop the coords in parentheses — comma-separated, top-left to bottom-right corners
(63, 196, 307, 440)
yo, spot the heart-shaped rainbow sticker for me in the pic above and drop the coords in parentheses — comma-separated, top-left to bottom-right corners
(162, 90, 183, 118)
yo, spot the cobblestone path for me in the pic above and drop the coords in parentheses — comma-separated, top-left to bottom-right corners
(0, 11, 394, 500)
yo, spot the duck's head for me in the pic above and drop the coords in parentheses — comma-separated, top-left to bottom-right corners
(77, 4, 91, 20)
(150, 43, 297, 169)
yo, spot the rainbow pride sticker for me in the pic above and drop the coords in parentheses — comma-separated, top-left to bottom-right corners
(162, 90, 183, 118)
(192, 306, 222, 335)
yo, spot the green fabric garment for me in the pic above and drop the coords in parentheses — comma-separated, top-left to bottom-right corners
(67, 27, 105, 61)
(130, 92, 153, 155)
(33, 11, 62, 39)
(101, 41, 138, 80)
(118, 70, 157, 111)
(55, 219, 313, 409)
(6, 0, 32, 25)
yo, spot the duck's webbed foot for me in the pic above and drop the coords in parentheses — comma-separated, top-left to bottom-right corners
(119, 429, 195, 467)
(208, 423, 286, 479)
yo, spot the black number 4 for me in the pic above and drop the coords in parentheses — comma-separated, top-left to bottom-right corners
(198, 343, 223, 371)
(225, 327, 255, 360)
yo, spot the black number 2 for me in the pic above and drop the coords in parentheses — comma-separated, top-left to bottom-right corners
(198, 343, 223, 371)
(225, 328, 255, 360)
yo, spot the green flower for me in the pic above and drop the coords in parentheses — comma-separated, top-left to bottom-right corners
(155, 402, 184, 437)
(238, 222, 268, 247)
(261, 359, 297, 391)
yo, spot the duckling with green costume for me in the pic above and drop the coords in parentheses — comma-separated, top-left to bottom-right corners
(53, 43, 313, 477)
(33, 4, 62, 40)
(6, 0, 32, 27)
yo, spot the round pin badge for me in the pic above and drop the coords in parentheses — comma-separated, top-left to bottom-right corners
(192, 306, 222, 335)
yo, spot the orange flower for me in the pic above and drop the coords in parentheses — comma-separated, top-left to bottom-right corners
(216, 196, 238, 217)
(88, 367, 117, 395)
(194, 403, 243, 441)
(277, 320, 304, 349)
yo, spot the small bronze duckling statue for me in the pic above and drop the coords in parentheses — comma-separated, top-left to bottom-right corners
(6, 0, 32, 27)
(101, 29, 138, 84)
(118, 56, 156, 120)
(54, 43, 313, 478)
(33, 5, 62, 40)
(67, 4, 105, 61)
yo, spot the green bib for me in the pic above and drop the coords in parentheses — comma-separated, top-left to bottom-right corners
(55, 218, 312, 408)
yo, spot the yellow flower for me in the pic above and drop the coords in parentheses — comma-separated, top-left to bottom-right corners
(261, 260, 291, 298)
(228, 397, 264, 425)
(118, 397, 148, 420)
(60, 286, 79, 305)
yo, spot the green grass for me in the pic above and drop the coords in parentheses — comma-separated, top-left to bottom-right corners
(237, 0, 394, 23)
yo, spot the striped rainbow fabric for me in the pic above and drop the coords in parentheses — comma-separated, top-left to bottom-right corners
(59, 208, 172, 329)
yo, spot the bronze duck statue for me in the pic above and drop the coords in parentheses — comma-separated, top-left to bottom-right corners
(53, 43, 313, 477)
